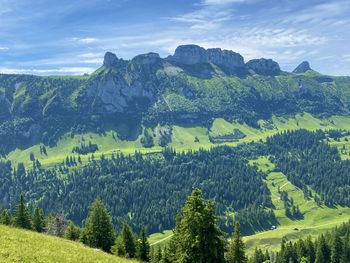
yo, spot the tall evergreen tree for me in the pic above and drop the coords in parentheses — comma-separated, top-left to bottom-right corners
(226, 222, 247, 263)
(315, 235, 330, 263)
(331, 232, 343, 263)
(0, 209, 12, 225)
(82, 197, 116, 252)
(137, 226, 150, 262)
(64, 220, 81, 241)
(171, 188, 226, 263)
(33, 207, 45, 232)
(14, 195, 32, 229)
(114, 222, 137, 258)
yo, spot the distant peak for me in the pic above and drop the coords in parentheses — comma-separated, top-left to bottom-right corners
(246, 58, 281, 75)
(293, 61, 311, 73)
(167, 44, 245, 69)
(103, 52, 119, 68)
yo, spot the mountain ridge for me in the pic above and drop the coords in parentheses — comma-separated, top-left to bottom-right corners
(0, 44, 350, 155)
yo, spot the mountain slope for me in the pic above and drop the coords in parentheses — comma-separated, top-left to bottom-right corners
(1, 44, 350, 156)
(0, 225, 136, 263)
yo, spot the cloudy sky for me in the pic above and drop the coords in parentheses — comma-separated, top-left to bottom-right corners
(0, 0, 349, 75)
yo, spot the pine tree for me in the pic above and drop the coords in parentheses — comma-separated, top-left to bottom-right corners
(331, 233, 343, 263)
(0, 209, 12, 225)
(82, 197, 116, 252)
(137, 226, 150, 262)
(226, 222, 247, 263)
(14, 195, 32, 229)
(171, 188, 226, 263)
(114, 222, 137, 258)
(33, 207, 45, 232)
(64, 220, 81, 241)
(315, 235, 330, 263)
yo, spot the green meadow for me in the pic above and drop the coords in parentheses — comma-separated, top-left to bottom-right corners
(0, 225, 136, 263)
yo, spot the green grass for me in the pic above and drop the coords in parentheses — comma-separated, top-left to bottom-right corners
(5, 113, 350, 169)
(244, 157, 350, 254)
(0, 225, 136, 263)
(148, 230, 174, 248)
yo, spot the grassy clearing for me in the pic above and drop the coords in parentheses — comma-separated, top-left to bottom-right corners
(148, 230, 174, 248)
(5, 113, 350, 169)
(0, 225, 136, 263)
(244, 157, 350, 254)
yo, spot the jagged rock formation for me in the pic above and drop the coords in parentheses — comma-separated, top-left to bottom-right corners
(293, 61, 311, 73)
(103, 52, 119, 68)
(246, 58, 281, 75)
(167, 44, 245, 70)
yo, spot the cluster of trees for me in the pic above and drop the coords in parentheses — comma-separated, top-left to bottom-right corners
(266, 129, 350, 206)
(273, 221, 350, 263)
(279, 191, 303, 220)
(3, 189, 349, 262)
(72, 141, 98, 155)
(0, 146, 273, 234)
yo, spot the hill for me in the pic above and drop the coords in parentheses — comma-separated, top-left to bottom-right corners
(0, 225, 136, 263)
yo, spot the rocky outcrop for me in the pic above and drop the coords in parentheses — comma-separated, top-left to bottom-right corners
(132, 52, 161, 65)
(293, 61, 311, 73)
(246, 58, 281, 75)
(168, 45, 207, 64)
(167, 44, 244, 70)
(103, 52, 119, 68)
(207, 48, 244, 69)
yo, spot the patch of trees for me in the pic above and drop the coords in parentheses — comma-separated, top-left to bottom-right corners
(266, 129, 350, 207)
(72, 141, 98, 155)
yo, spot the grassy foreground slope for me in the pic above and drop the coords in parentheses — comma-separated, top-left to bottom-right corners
(0, 225, 136, 263)
(5, 113, 350, 168)
(244, 156, 350, 254)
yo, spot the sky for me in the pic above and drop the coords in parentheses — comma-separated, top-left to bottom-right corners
(0, 0, 349, 76)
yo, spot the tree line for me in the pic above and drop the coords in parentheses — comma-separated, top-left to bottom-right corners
(2, 190, 349, 263)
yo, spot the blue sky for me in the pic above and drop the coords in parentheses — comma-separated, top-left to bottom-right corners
(0, 0, 349, 75)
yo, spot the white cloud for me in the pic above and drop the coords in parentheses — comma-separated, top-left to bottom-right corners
(0, 67, 95, 75)
(71, 37, 99, 44)
(0, 46, 9, 51)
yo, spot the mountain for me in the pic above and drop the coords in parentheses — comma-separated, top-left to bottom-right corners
(1, 44, 350, 155)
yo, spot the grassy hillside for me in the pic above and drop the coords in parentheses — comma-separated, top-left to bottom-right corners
(0, 225, 136, 263)
(5, 113, 350, 168)
(244, 156, 350, 254)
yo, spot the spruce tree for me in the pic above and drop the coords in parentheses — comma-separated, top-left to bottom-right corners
(114, 222, 137, 258)
(14, 195, 32, 229)
(137, 226, 150, 262)
(171, 188, 226, 263)
(331, 233, 343, 263)
(82, 197, 116, 252)
(1, 209, 12, 225)
(64, 220, 81, 241)
(226, 222, 247, 263)
(33, 207, 45, 232)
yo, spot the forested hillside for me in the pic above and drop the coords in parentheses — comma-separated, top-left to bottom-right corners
(1, 130, 349, 237)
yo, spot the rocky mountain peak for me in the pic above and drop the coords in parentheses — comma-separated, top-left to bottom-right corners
(167, 44, 245, 70)
(246, 58, 281, 75)
(103, 52, 119, 68)
(168, 45, 207, 64)
(132, 52, 161, 65)
(293, 61, 311, 73)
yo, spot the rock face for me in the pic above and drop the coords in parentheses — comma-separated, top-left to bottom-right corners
(103, 52, 120, 68)
(168, 45, 207, 64)
(246, 58, 281, 75)
(207, 48, 245, 69)
(293, 61, 311, 73)
(167, 44, 244, 69)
